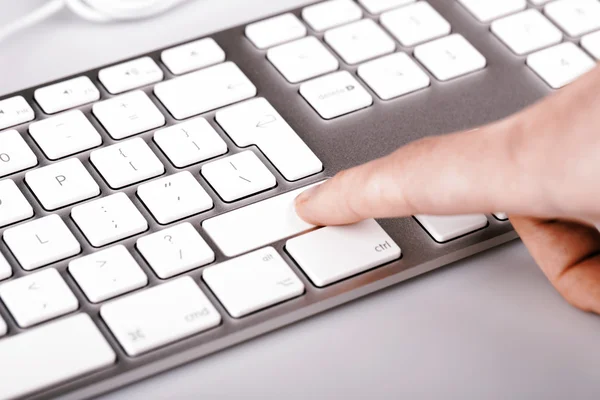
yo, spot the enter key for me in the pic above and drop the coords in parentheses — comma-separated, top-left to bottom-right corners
(286, 219, 401, 287)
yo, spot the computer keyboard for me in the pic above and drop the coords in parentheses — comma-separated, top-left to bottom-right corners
(0, 0, 597, 398)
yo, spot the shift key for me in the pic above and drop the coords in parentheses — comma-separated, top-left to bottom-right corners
(286, 218, 401, 287)
(202, 182, 322, 257)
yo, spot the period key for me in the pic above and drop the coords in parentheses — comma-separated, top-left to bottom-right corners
(286, 218, 401, 287)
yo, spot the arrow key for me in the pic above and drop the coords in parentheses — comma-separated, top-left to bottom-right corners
(0, 268, 79, 328)
(358, 52, 430, 100)
(267, 36, 339, 83)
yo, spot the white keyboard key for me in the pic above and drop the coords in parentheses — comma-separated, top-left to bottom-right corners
(101, 277, 221, 356)
(0, 314, 115, 400)
(267, 36, 340, 83)
(0, 96, 34, 130)
(245, 13, 307, 49)
(325, 18, 396, 64)
(458, 0, 527, 22)
(415, 214, 488, 243)
(69, 245, 148, 303)
(161, 38, 226, 75)
(90, 137, 164, 189)
(29, 110, 102, 160)
(0, 315, 5, 336)
(99, 56, 164, 94)
(527, 42, 596, 88)
(545, 0, 600, 37)
(72, 192, 148, 247)
(414, 34, 487, 81)
(302, 0, 363, 31)
(491, 9, 563, 55)
(0, 268, 78, 328)
(137, 223, 215, 279)
(93, 90, 166, 140)
(0, 251, 11, 281)
(25, 158, 100, 210)
(216, 98, 323, 181)
(380, 1, 451, 47)
(201, 151, 277, 202)
(137, 171, 213, 224)
(300, 71, 373, 119)
(0, 130, 37, 178)
(358, 52, 431, 100)
(154, 118, 228, 168)
(0, 179, 33, 228)
(34, 76, 100, 114)
(203, 247, 304, 318)
(203, 182, 320, 257)
(582, 30, 600, 60)
(3, 214, 80, 270)
(287, 219, 401, 287)
(358, 0, 415, 14)
(155, 61, 257, 120)
(493, 212, 509, 221)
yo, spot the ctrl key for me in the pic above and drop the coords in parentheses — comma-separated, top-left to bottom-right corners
(286, 219, 401, 287)
(100, 277, 221, 356)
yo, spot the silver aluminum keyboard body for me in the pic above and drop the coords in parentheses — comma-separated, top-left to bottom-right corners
(1, 0, 596, 398)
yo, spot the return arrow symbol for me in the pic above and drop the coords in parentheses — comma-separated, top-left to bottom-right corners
(256, 114, 276, 128)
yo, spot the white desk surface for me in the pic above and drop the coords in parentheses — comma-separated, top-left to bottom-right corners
(1, 1, 600, 399)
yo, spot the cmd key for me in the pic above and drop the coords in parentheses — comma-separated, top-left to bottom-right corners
(101, 277, 221, 356)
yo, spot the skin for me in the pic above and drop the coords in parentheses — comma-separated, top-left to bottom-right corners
(295, 65, 600, 315)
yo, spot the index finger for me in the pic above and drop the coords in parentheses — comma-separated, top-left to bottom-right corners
(295, 118, 539, 225)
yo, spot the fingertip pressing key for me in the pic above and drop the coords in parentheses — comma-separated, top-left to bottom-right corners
(294, 180, 330, 225)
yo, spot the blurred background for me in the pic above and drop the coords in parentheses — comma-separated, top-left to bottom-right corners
(0, 0, 311, 97)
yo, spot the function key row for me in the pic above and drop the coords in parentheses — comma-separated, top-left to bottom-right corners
(0, 36, 228, 132)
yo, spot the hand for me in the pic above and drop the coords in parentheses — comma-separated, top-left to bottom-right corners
(295, 66, 600, 314)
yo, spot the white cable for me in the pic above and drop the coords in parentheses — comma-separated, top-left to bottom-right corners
(0, 0, 65, 43)
(0, 0, 192, 42)
(66, 0, 191, 22)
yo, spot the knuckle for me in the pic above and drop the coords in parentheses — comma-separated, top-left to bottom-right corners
(552, 272, 597, 313)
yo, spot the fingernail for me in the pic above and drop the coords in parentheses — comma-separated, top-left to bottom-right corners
(295, 186, 319, 206)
